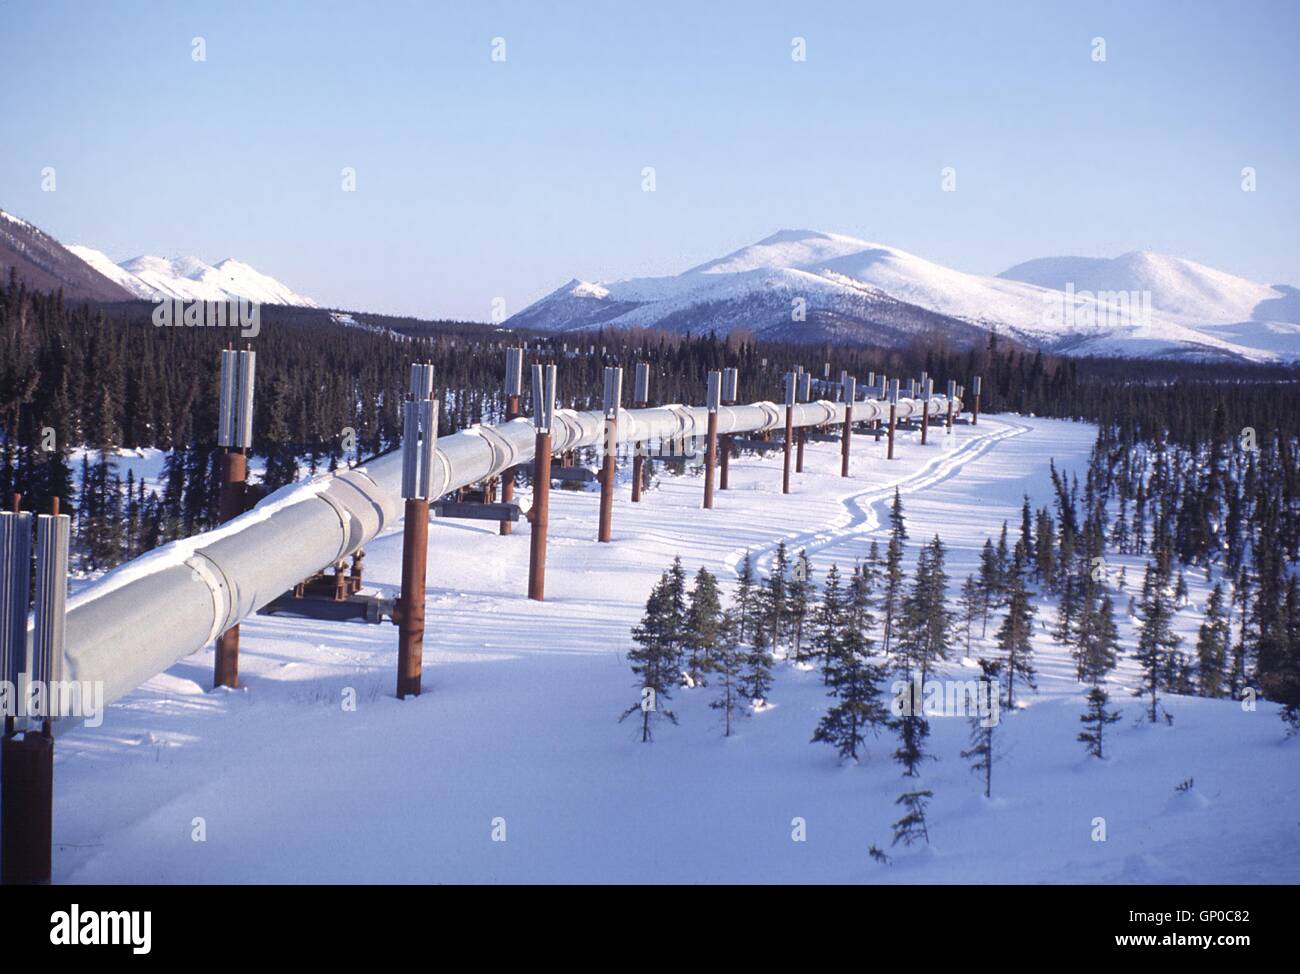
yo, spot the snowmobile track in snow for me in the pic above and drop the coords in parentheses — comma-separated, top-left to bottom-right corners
(724, 416, 1033, 580)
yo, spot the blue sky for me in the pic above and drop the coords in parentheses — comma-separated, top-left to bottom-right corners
(2, 0, 1297, 320)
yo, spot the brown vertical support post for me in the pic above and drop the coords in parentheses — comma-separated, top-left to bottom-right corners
(795, 371, 810, 474)
(887, 378, 899, 460)
(598, 418, 616, 542)
(397, 373, 437, 698)
(972, 374, 982, 426)
(1, 730, 53, 885)
(782, 371, 795, 494)
(783, 412, 793, 493)
(704, 410, 719, 507)
(920, 400, 929, 446)
(528, 431, 552, 599)
(214, 348, 253, 690)
(719, 367, 738, 491)
(499, 394, 519, 535)
(213, 452, 246, 688)
(598, 366, 622, 542)
(703, 370, 721, 509)
(946, 379, 956, 433)
(349, 549, 364, 594)
(840, 403, 853, 476)
(396, 497, 429, 697)
(528, 364, 557, 600)
(630, 362, 650, 503)
(631, 433, 645, 502)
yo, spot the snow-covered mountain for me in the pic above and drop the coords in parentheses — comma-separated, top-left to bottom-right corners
(67, 245, 318, 307)
(509, 229, 1299, 362)
(999, 252, 1300, 361)
(0, 209, 134, 301)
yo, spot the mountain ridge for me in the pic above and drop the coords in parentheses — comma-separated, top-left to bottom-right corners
(508, 229, 1300, 362)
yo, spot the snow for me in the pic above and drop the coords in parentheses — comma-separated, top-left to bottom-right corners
(48, 417, 1300, 882)
(510, 229, 1296, 362)
(0, 208, 33, 229)
(64, 248, 318, 307)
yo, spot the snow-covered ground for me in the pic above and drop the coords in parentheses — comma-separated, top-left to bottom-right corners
(52, 417, 1300, 883)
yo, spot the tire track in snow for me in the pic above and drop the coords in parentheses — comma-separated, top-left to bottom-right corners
(723, 417, 1033, 581)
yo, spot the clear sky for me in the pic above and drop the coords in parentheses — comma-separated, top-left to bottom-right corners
(2, 0, 1297, 321)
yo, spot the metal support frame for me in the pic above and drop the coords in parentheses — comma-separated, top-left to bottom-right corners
(500, 347, 524, 535)
(795, 370, 810, 474)
(840, 374, 855, 477)
(2, 499, 67, 885)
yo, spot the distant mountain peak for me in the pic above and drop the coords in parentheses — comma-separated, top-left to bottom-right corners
(1, 207, 134, 301)
(75, 248, 317, 306)
(509, 229, 1300, 362)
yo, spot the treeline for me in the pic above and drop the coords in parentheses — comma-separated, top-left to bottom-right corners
(4, 274, 1298, 574)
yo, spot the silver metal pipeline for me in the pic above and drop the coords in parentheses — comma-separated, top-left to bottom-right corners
(59, 394, 957, 711)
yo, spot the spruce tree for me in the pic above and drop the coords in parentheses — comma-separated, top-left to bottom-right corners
(740, 636, 775, 710)
(733, 552, 759, 643)
(759, 542, 790, 657)
(1134, 563, 1180, 722)
(1077, 594, 1120, 685)
(664, 556, 689, 671)
(684, 566, 724, 688)
(1078, 686, 1121, 758)
(812, 568, 888, 762)
(709, 613, 746, 737)
(890, 789, 933, 847)
(812, 563, 846, 683)
(787, 549, 814, 661)
(1195, 582, 1230, 697)
(960, 658, 1002, 797)
(996, 541, 1037, 709)
(977, 538, 999, 637)
(958, 574, 979, 657)
(881, 490, 908, 654)
(620, 573, 680, 742)
(894, 535, 953, 686)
